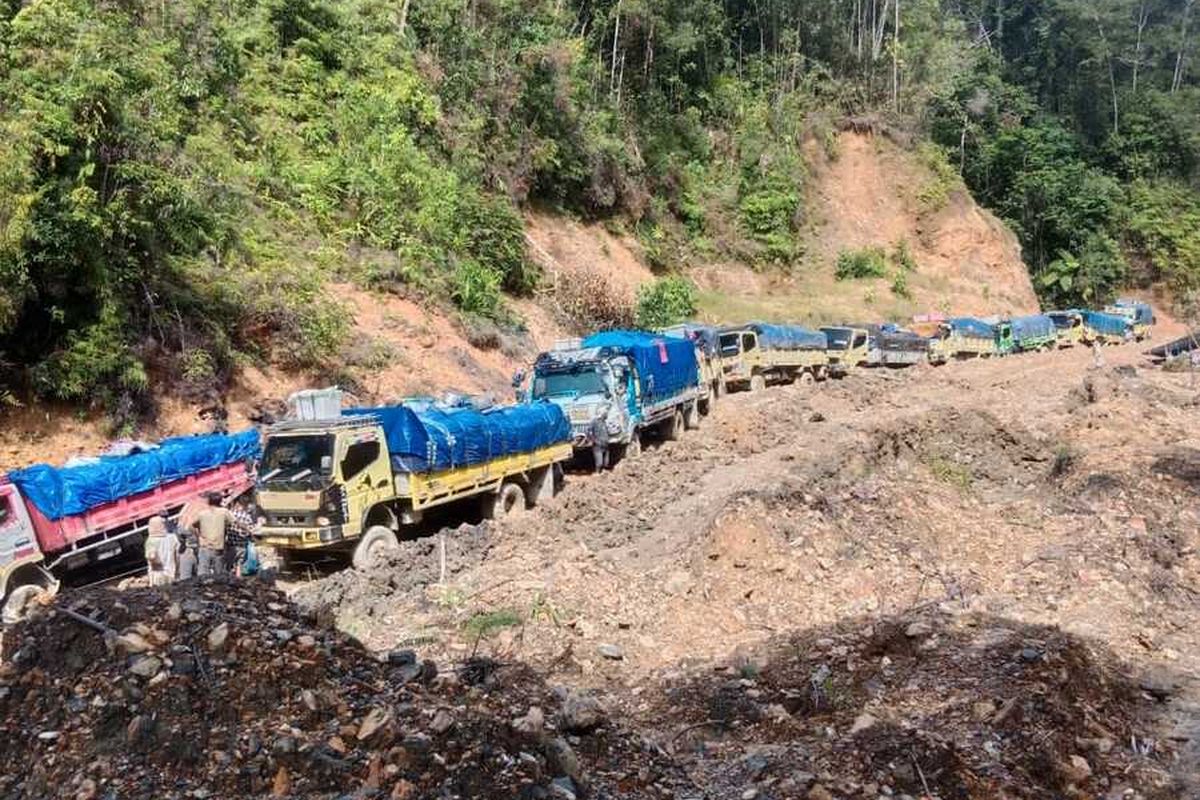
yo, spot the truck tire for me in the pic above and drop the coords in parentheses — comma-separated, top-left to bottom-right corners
(684, 402, 701, 430)
(352, 526, 399, 571)
(750, 373, 766, 393)
(2, 583, 49, 624)
(799, 371, 815, 385)
(664, 410, 685, 441)
(620, 432, 642, 461)
(484, 482, 526, 520)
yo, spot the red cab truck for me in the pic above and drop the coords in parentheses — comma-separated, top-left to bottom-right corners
(0, 431, 259, 621)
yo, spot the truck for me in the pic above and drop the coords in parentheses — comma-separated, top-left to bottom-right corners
(1081, 309, 1132, 345)
(929, 317, 998, 363)
(1047, 310, 1084, 347)
(1007, 314, 1059, 353)
(1105, 299, 1155, 341)
(717, 323, 829, 391)
(820, 326, 871, 377)
(658, 322, 725, 412)
(1, 431, 259, 621)
(255, 393, 572, 570)
(528, 330, 703, 463)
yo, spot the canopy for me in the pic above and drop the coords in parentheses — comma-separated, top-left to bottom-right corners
(749, 323, 827, 351)
(1082, 310, 1130, 337)
(344, 401, 570, 474)
(947, 317, 995, 339)
(8, 430, 260, 521)
(581, 330, 700, 404)
(1009, 314, 1057, 342)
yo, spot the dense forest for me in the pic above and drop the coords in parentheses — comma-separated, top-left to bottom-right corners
(0, 0, 1197, 415)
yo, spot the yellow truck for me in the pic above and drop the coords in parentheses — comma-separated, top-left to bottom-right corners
(255, 395, 572, 570)
(717, 323, 829, 392)
(820, 326, 870, 377)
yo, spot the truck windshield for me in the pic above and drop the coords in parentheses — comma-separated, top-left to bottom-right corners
(533, 369, 608, 399)
(260, 435, 332, 488)
(719, 333, 742, 357)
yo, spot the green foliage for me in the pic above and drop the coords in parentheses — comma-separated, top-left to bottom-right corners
(835, 247, 888, 281)
(462, 609, 522, 642)
(890, 270, 913, 300)
(914, 143, 959, 213)
(452, 261, 504, 319)
(892, 240, 917, 272)
(635, 276, 698, 329)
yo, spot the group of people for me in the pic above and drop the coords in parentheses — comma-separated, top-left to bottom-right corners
(143, 492, 255, 586)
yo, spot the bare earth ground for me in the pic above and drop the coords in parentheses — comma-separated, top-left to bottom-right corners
(292, 333, 1200, 798)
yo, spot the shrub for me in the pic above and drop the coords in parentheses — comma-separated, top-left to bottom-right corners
(892, 239, 917, 271)
(835, 247, 888, 280)
(452, 261, 504, 318)
(635, 276, 698, 329)
(891, 270, 913, 299)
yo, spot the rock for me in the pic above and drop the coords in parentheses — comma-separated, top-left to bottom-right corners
(128, 656, 163, 678)
(115, 632, 154, 654)
(1062, 754, 1093, 783)
(357, 707, 393, 741)
(741, 789, 759, 799)
(972, 700, 996, 721)
(1077, 736, 1115, 755)
(809, 412, 826, 423)
(430, 710, 454, 734)
(126, 714, 155, 745)
(550, 777, 578, 800)
(75, 779, 98, 800)
(166, 603, 182, 621)
(808, 785, 834, 800)
(301, 689, 319, 712)
(904, 621, 932, 638)
(849, 712, 877, 736)
(387, 649, 417, 666)
(544, 737, 581, 783)
(1019, 647, 1042, 663)
(514, 706, 545, 736)
(391, 780, 416, 800)
(271, 766, 291, 797)
(560, 692, 605, 734)
(272, 736, 297, 756)
(206, 623, 230, 652)
(663, 571, 695, 596)
(37, 730, 60, 742)
(596, 643, 624, 660)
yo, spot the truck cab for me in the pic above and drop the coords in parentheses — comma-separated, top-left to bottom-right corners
(256, 417, 394, 554)
(821, 326, 870, 377)
(1047, 311, 1084, 347)
(0, 480, 54, 622)
(1104, 300, 1154, 341)
(530, 344, 639, 455)
(717, 327, 764, 391)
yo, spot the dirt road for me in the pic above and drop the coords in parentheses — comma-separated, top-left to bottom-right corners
(291, 340, 1199, 797)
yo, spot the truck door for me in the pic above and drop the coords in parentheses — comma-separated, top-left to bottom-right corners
(336, 432, 391, 535)
(0, 485, 40, 578)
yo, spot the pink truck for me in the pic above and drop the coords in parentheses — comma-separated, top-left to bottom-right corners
(0, 431, 258, 621)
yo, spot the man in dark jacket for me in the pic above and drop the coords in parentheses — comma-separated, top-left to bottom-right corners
(589, 409, 610, 474)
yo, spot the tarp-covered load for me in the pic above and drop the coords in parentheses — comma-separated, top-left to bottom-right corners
(749, 323, 828, 351)
(345, 401, 571, 474)
(659, 323, 719, 356)
(875, 330, 930, 353)
(820, 327, 856, 349)
(1047, 311, 1080, 330)
(8, 430, 260, 521)
(1082, 310, 1130, 337)
(581, 330, 700, 405)
(1112, 299, 1154, 325)
(1009, 314, 1057, 343)
(946, 317, 996, 339)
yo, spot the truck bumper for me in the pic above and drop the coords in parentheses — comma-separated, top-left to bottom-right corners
(256, 524, 347, 550)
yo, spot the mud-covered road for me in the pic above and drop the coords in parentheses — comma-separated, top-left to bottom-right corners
(289, 341, 1200, 798)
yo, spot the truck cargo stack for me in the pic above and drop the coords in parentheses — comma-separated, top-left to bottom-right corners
(0, 431, 259, 621)
(1081, 309, 1133, 345)
(718, 323, 829, 391)
(929, 317, 998, 363)
(861, 323, 931, 367)
(1047, 310, 1085, 347)
(530, 330, 704, 464)
(658, 322, 726, 412)
(255, 390, 571, 570)
(1006, 314, 1059, 353)
(1105, 299, 1155, 341)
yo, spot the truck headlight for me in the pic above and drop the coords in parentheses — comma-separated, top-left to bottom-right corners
(316, 516, 331, 527)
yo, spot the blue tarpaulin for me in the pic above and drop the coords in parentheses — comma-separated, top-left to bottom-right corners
(8, 430, 260, 522)
(1010, 314, 1057, 343)
(1083, 310, 1130, 337)
(582, 330, 700, 405)
(344, 401, 570, 474)
(659, 323, 719, 356)
(750, 323, 828, 351)
(1114, 299, 1154, 325)
(947, 317, 995, 339)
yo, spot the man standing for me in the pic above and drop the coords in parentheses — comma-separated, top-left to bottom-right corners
(589, 408, 610, 474)
(196, 493, 235, 577)
(144, 516, 179, 586)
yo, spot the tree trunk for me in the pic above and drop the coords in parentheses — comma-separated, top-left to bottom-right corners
(1175, 0, 1195, 93)
(609, 0, 622, 96)
(995, 0, 1003, 45)
(397, 0, 410, 38)
(1095, 18, 1120, 135)
(892, 0, 900, 111)
(1132, 1, 1148, 94)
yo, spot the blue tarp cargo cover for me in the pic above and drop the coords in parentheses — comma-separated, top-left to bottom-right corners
(8, 430, 260, 522)
(1010, 314, 1057, 343)
(947, 317, 995, 339)
(344, 401, 570, 474)
(582, 330, 700, 405)
(659, 323, 719, 356)
(1083, 310, 1130, 337)
(750, 323, 827, 351)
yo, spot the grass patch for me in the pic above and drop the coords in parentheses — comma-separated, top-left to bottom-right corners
(926, 456, 974, 491)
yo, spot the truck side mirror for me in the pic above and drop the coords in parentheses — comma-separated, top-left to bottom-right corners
(320, 455, 333, 473)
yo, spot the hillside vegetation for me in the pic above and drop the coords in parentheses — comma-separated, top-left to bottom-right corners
(1, 0, 1198, 422)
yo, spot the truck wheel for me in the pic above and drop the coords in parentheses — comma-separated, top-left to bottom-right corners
(684, 403, 701, 430)
(352, 526, 399, 571)
(2, 584, 50, 624)
(715, 378, 726, 398)
(485, 482, 526, 520)
(664, 410, 685, 441)
(750, 373, 766, 393)
(623, 433, 642, 460)
(799, 371, 816, 385)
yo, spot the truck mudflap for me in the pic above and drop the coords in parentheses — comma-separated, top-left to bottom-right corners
(257, 524, 346, 550)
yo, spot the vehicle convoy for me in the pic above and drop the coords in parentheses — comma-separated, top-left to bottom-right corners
(255, 392, 572, 569)
(0, 431, 259, 621)
(929, 317, 998, 363)
(718, 323, 829, 391)
(529, 330, 703, 462)
(820, 326, 871, 376)
(1106, 299, 1155, 341)
(1007, 314, 1059, 352)
(659, 322, 725, 412)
